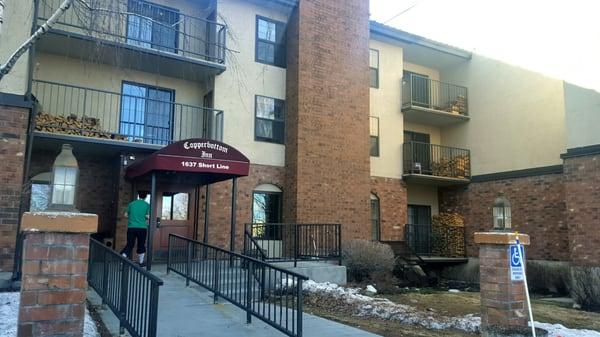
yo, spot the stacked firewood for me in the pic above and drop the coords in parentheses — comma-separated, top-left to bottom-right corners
(432, 212, 466, 257)
(431, 155, 470, 178)
(445, 95, 467, 115)
(35, 113, 127, 141)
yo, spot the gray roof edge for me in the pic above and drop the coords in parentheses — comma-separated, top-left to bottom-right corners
(369, 21, 472, 60)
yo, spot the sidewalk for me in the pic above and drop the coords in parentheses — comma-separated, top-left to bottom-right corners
(89, 264, 380, 337)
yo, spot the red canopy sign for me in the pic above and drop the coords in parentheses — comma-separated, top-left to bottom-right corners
(125, 139, 250, 180)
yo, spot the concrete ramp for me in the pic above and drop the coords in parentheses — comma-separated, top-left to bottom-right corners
(89, 264, 378, 337)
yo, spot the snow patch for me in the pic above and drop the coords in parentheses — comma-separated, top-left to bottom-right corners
(0, 292, 99, 337)
(303, 280, 480, 332)
(365, 285, 377, 294)
(534, 322, 600, 337)
(304, 281, 600, 336)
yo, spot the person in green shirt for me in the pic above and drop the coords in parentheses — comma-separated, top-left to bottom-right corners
(120, 191, 150, 266)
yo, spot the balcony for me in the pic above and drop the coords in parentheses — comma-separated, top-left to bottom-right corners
(37, 0, 227, 80)
(403, 142, 470, 185)
(32, 80, 223, 149)
(402, 74, 469, 126)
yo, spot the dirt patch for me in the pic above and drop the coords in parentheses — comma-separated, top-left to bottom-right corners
(86, 300, 112, 337)
(304, 286, 600, 336)
(304, 304, 477, 337)
(383, 289, 600, 331)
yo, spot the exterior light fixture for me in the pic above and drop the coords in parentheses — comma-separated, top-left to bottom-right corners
(49, 144, 79, 212)
(492, 193, 511, 230)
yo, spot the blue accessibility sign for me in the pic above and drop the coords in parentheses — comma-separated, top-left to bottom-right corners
(509, 244, 525, 281)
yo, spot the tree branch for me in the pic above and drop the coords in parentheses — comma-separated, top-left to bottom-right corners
(0, 0, 5, 36)
(0, 0, 74, 81)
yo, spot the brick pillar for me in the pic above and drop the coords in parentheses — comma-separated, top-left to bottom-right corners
(285, 0, 371, 240)
(17, 212, 97, 337)
(0, 103, 29, 271)
(474, 232, 531, 337)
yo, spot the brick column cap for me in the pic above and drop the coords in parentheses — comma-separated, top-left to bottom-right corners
(21, 212, 98, 233)
(474, 231, 530, 245)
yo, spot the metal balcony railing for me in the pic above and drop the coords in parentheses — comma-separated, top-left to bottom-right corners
(403, 141, 471, 180)
(32, 80, 223, 145)
(402, 74, 468, 116)
(38, 0, 227, 64)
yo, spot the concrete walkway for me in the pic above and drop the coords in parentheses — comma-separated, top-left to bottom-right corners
(89, 264, 380, 337)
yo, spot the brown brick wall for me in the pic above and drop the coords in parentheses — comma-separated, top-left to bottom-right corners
(0, 105, 29, 271)
(439, 173, 569, 261)
(370, 176, 407, 241)
(285, 0, 371, 241)
(564, 154, 600, 267)
(29, 149, 120, 235)
(18, 232, 91, 337)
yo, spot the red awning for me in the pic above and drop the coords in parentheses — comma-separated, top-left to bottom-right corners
(125, 139, 250, 184)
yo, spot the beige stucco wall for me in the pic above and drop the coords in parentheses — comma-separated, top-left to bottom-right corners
(213, 0, 291, 167)
(439, 54, 567, 175)
(369, 38, 404, 178)
(33, 53, 209, 139)
(407, 184, 439, 216)
(404, 122, 441, 145)
(0, 0, 34, 95)
(404, 62, 440, 81)
(564, 82, 600, 149)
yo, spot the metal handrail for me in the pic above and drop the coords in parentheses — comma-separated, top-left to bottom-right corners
(167, 234, 308, 337)
(245, 223, 342, 267)
(38, 0, 227, 63)
(402, 141, 471, 179)
(402, 74, 468, 116)
(88, 238, 163, 337)
(32, 80, 224, 144)
(244, 229, 268, 261)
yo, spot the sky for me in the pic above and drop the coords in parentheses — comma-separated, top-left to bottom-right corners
(370, 0, 600, 92)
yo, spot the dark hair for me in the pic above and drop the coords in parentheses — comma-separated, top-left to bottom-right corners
(138, 191, 148, 199)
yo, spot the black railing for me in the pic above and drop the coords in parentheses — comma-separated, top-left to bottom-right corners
(244, 223, 342, 267)
(167, 234, 308, 337)
(32, 80, 223, 145)
(38, 0, 227, 64)
(402, 74, 468, 116)
(88, 238, 163, 337)
(404, 223, 432, 256)
(403, 141, 471, 180)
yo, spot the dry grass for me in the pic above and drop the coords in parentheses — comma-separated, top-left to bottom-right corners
(305, 289, 600, 337)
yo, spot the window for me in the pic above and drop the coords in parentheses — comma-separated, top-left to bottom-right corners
(161, 192, 189, 220)
(120, 82, 174, 145)
(370, 193, 380, 241)
(370, 49, 379, 88)
(370, 116, 379, 157)
(255, 16, 286, 67)
(252, 185, 282, 240)
(30, 183, 50, 212)
(255, 96, 285, 144)
(126, 0, 180, 53)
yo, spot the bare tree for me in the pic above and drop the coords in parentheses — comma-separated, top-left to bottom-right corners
(0, 0, 74, 81)
(0, 0, 5, 36)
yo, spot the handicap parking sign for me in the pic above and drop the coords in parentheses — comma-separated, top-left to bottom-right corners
(509, 245, 525, 281)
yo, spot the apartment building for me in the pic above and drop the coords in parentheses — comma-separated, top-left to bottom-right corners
(0, 0, 598, 278)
